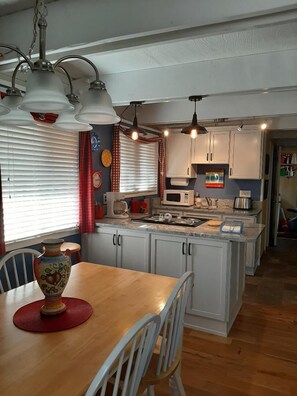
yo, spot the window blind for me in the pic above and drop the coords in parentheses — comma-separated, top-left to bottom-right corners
(119, 133, 158, 196)
(0, 124, 79, 244)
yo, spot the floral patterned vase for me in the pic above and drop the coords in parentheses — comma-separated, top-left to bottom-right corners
(34, 238, 71, 316)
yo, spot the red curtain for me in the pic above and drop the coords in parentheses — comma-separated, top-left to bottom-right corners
(79, 132, 95, 233)
(0, 166, 6, 255)
(113, 125, 166, 200)
(111, 125, 121, 192)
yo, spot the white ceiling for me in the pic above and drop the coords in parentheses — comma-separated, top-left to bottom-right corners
(0, 0, 297, 134)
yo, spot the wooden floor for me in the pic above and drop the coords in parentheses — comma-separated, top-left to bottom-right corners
(155, 238, 297, 395)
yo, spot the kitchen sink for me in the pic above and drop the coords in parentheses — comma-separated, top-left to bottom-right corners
(131, 215, 209, 227)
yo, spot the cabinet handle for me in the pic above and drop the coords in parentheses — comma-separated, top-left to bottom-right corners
(188, 243, 192, 256)
(187, 167, 189, 175)
(182, 242, 186, 255)
(206, 153, 209, 161)
(112, 234, 116, 245)
(210, 153, 213, 161)
(117, 234, 121, 246)
(229, 168, 232, 176)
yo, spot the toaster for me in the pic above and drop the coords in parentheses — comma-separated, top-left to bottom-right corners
(233, 197, 253, 210)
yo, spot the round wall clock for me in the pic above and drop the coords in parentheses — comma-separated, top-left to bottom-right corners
(101, 149, 112, 167)
(92, 170, 102, 189)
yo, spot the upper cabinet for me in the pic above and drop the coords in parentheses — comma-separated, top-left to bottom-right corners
(191, 129, 230, 164)
(229, 128, 264, 179)
(166, 133, 196, 178)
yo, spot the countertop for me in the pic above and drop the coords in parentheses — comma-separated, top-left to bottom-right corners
(153, 204, 262, 217)
(95, 215, 265, 242)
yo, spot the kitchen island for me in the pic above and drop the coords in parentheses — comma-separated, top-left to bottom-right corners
(82, 216, 264, 336)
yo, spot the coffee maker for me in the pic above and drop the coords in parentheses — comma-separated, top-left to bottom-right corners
(106, 192, 129, 218)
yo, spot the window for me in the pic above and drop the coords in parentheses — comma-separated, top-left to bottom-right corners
(0, 124, 79, 245)
(119, 133, 158, 196)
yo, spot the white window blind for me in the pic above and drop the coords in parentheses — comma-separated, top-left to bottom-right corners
(0, 124, 79, 244)
(119, 133, 158, 196)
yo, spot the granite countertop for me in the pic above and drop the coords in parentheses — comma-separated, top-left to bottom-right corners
(95, 215, 265, 242)
(153, 204, 262, 217)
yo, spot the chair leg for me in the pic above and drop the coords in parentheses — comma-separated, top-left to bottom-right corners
(147, 385, 155, 396)
(171, 371, 186, 396)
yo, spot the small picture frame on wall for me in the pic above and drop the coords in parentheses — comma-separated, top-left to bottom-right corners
(92, 170, 102, 190)
(205, 169, 224, 188)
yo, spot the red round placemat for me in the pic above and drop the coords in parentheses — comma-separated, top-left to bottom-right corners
(13, 297, 93, 333)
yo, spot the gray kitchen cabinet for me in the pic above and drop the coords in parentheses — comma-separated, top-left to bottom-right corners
(165, 133, 196, 178)
(82, 227, 150, 272)
(151, 233, 229, 321)
(222, 214, 261, 275)
(150, 233, 187, 278)
(229, 129, 264, 179)
(191, 130, 230, 164)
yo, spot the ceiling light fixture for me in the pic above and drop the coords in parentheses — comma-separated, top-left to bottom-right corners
(0, 0, 120, 125)
(181, 96, 208, 139)
(237, 123, 243, 131)
(53, 66, 92, 132)
(123, 101, 147, 141)
(261, 122, 268, 130)
(163, 129, 169, 137)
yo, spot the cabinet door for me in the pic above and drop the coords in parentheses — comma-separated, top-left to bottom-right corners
(166, 134, 196, 178)
(210, 131, 230, 164)
(229, 131, 263, 179)
(83, 228, 117, 267)
(151, 233, 187, 278)
(186, 238, 228, 321)
(191, 134, 210, 164)
(117, 230, 150, 273)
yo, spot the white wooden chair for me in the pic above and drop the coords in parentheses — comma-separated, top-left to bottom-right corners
(0, 248, 40, 293)
(139, 271, 194, 396)
(85, 313, 161, 396)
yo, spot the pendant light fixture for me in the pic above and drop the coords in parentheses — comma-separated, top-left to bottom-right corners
(0, 0, 119, 125)
(181, 96, 207, 138)
(123, 101, 147, 141)
(237, 123, 243, 131)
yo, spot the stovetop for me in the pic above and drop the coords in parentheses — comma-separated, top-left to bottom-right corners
(132, 215, 208, 227)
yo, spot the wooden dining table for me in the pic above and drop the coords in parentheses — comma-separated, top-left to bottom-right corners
(0, 262, 177, 396)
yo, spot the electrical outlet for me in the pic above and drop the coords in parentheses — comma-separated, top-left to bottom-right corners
(239, 190, 251, 198)
(103, 193, 107, 204)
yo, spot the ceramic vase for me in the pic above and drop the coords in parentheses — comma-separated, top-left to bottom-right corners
(34, 238, 71, 316)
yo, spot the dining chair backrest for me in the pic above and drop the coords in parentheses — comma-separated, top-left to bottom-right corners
(0, 248, 41, 293)
(154, 271, 194, 376)
(85, 312, 161, 396)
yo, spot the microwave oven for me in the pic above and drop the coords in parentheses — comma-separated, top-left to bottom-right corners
(162, 190, 194, 206)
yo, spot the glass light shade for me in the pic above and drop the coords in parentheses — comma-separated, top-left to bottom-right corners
(0, 95, 36, 126)
(54, 103, 93, 132)
(76, 88, 120, 125)
(19, 70, 74, 113)
(0, 98, 10, 115)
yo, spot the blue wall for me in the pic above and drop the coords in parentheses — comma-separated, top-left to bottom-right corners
(166, 164, 262, 200)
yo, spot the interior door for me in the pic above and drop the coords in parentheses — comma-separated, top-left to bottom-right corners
(269, 145, 282, 246)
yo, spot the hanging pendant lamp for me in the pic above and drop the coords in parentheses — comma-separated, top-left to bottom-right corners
(181, 96, 207, 138)
(123, 101, 147, 140)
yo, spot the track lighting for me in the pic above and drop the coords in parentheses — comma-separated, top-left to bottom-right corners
(0, 0, 119, 126)
(237, 123, 243, 131)
(181, 96, 208, 138)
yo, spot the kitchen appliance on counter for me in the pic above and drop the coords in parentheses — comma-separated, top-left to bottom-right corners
(233, 197, 253, 210)
(132, 214, 208, 227)
(106, 192, 129, 218)
(162, 190, 194, 206)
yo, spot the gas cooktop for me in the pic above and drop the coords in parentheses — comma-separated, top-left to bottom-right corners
(132, 215, 208, 227)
